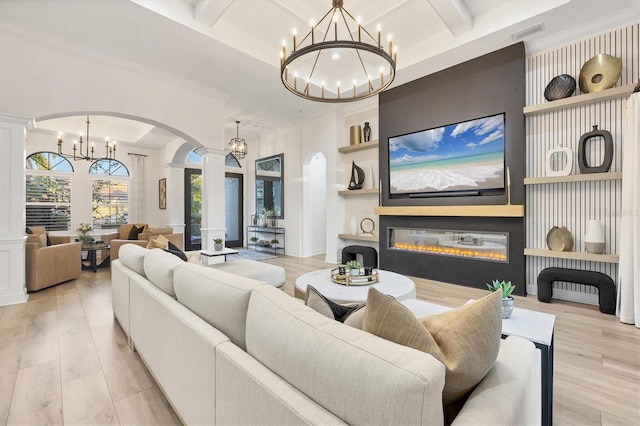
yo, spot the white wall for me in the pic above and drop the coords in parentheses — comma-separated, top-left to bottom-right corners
(0, 25, 226, 149)
(251, 112, 341, 259)
(1, 24, 228, 258)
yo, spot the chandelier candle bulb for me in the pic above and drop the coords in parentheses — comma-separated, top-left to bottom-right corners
(292, 28, 296, 51)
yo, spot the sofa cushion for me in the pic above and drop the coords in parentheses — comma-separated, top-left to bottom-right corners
(305, 286, 365, 326)
(363, 288, 502, 405)
(140, 227, 174, 241)
(143, 248, 184, 297)
(118, 243, 148, 277)
(245, 285, 446, 425)
(173, 263, 264, 350)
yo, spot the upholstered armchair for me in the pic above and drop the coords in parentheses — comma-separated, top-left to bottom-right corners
(102, 224, 184, 261)
(25, 227, 82, 292)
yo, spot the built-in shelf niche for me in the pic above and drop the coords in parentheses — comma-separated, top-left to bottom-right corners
(524, 172, 622, 185)
(524, 248, 619, 264)
(338, 233, 377, 242)
(337, 140, 379, 154)
(523, 84, 635, 116)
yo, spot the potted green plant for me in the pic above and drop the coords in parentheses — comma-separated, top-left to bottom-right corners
(213, 237, 224, 251)
(486, 279, 516, 319)
(250, 236, 259, 245)
(270, 238, 279, 248)
(345, 260, 362, 276)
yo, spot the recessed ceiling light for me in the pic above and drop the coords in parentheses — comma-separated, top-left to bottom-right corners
(332, 52, 340, 60)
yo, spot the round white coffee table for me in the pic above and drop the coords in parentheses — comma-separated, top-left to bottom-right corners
(295, 269, 416, 304)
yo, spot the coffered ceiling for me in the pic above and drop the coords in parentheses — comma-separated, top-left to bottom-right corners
(1, 0, 638, 149)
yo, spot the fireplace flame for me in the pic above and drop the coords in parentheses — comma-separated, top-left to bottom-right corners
(392, 242, 507, 262)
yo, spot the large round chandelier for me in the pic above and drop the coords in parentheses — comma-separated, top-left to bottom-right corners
(280, 0, 397, 103)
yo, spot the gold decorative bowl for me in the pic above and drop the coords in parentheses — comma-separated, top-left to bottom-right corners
(579, 53, 622, 93)
(546, 226, 574, 252)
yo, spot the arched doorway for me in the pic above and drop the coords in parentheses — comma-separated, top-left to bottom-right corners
(302, 152, 327, 257)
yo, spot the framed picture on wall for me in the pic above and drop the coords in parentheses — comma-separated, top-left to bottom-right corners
(159, 178, 166, 209)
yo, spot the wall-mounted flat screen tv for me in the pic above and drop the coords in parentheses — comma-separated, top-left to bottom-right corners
(388, 113, 505, 197)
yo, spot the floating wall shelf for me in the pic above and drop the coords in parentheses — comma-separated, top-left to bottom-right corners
(338, 188, 379, 196)
(337, 140, 379, 154)
(524, 172, 622, 185)
(375, 205, 525, 217)
(523, 84, 635, 116)
(338, 233, 378, 242)
(524, 248, 619, 264)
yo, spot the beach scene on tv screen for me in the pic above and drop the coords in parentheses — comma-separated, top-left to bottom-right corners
(389, 114, 505, 194)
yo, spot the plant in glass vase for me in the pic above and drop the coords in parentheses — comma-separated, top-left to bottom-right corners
(76, 223, 93, 244)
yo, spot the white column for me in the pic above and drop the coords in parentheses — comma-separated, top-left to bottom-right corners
(0, 113, 33, 306)
(163, 162, 186, 237)
(198, 147, 226, 250)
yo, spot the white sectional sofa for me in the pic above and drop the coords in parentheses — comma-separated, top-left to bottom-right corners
(111, 244, 541, 425)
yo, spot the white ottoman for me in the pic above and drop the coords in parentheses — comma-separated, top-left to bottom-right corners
(210, 259, 286, 288)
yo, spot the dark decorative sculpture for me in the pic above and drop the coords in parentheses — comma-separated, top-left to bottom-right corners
(578, 125, 613, 174)
(348, 161, 365, 190)
(363, 122, 372, 142)
(544, 74, 576, 101)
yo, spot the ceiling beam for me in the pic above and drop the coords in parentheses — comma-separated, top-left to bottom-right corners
(427, 0, 473, 36)
(193, 0, 234, 27)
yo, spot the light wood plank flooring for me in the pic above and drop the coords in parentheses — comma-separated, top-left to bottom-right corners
(1, 254, 639, 425)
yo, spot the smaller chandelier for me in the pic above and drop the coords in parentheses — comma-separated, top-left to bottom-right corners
(56, 115, 116, 161)
(280, 0, 397, 103)
(228, 120, 247, 159)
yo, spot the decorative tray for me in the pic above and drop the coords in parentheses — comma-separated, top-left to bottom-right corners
(330, 267, 379, 286)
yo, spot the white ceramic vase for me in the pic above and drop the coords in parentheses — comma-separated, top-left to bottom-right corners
(349, 217, 358, 235)
(584, 220, 605, 254)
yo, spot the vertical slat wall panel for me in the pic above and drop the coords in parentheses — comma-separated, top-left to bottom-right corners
(341, 108, 379, 252)
(525, 23, 638, 302)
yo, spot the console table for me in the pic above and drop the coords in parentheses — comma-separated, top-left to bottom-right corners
(247, 226, 285, 256)
(403, 299, 555, 426)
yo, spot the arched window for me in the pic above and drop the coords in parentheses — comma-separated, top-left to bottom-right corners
(89, 159, 130, 228)
(186, 149, 202, 164)
(25, 152, 73, 230)
(225, 153, 241, 168)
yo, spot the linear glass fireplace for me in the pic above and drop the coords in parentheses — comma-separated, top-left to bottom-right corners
(389, 228, 508, 263)
(380, 216, 525, 296)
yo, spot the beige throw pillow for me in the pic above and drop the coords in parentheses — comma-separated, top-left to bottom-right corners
(146, 234, 169, 250)
(363, 288, 502, 405)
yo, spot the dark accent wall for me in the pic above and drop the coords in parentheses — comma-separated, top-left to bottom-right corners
(379, 42, 526, 206)
(377, 43, 526, 294)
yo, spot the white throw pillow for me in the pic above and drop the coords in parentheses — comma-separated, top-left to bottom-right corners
(119, 244, 148, 277)
(143, 248, 184, 297)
